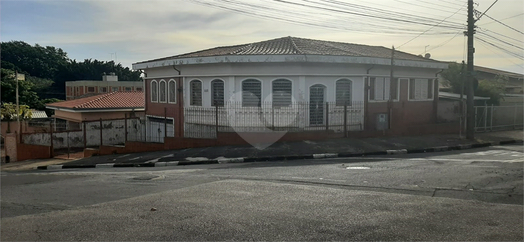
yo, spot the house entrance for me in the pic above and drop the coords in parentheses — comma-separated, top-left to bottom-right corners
(309, 84, 326, 125)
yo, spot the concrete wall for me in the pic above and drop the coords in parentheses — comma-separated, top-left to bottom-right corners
(22, 118, 145, 148)
(438, 100, 460, 122)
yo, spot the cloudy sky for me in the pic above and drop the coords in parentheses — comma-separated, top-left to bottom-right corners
(2, 0, 523, 73)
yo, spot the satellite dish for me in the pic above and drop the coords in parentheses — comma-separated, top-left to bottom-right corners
(424, 53, 431, 59)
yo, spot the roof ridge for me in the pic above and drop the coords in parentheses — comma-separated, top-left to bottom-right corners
(75, 92, 115, 108)
(288, 36, 303, 54)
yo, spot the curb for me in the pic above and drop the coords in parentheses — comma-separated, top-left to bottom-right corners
(36, 139, 523, 170)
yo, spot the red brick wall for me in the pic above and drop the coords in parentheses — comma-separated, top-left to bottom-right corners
(17, 143, 52, 161)
(145, 78, 184, 137)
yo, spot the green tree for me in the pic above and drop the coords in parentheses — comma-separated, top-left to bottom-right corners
(440, 62, 507, 105)
(1, 69, 41, 108)
(476, 75, 507, 105)
(1, 103, 32, 133)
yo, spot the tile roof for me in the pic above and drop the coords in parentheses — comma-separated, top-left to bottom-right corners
(47, 92, 144, 110)
(30, 110, 48, 119)
(136, 36, 437, 64)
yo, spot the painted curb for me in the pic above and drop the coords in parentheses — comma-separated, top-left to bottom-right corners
(36, 139, 523, 170)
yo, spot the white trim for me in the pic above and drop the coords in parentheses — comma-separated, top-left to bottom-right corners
(168, 79, 177, 104)
(133, 54, 448, 70)
(150, 80, 158, 103)
(144, 74, 439, 79)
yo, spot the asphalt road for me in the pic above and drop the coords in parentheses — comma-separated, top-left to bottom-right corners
(1, 145, 522, 241)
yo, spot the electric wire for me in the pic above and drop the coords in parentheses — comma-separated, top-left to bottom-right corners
(476, 36, 524, 60)
(483, 14, 524, 35)
(397, 1, 466, 48)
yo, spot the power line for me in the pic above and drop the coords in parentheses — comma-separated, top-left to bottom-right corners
(476, 39, 523, 66)
(477, 32, 523, 51)
(479, 13, 524, 25)
(191, 0, 463, 34)
(398, 1, 466, 48)
(476, 36, 524, 60)
(476, 0, 499, 21)
(484, 14, 524, 35)
(272, 0, 465, 29)
(421, 31, 463, 54)
(479, 28, 523, 44)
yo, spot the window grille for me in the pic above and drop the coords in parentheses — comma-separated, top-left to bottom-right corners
(336, 79, 352, 106)
(159, 80, 166, 102)
(409, 79, 433, 100)
(151, 80, 158, 102)
(242, 79, 261, 107)
(369, 77, 398, 101)
(211, 80, 224, 106)
(272, 79, 292, 107)
(168, 80, 177, 103)
(190, 80, 202, 106)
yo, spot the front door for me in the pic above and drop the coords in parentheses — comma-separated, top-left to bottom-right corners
(309, 84, 326, 125)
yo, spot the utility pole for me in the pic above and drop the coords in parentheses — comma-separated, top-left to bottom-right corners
(388, 45, 395, 130)
(466, 0, 476, 140)
(15, 71, 20, 135)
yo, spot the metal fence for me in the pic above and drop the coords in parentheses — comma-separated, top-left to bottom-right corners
(475, 104, 523, 132)
(184, 101, 364, 138)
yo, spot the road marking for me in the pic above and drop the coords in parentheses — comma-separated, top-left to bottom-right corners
(409, 158, 524, 163)
(346, 167, 371, 169)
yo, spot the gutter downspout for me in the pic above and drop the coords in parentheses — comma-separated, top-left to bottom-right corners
(365, 64, 375, 132)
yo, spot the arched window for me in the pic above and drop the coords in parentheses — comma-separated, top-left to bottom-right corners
(336, 79, 352, 106)
(190, 80, 202, 106)
(159, 80, 167, 103)
(168, 79, 177, 103)
(242, 79, 261, 107)
(272, 79, 292, 107)
(211, 79, 224, 106)
(150, 80, 158, 103)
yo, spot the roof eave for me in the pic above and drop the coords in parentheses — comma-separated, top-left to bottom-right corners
(133, 54, 448, 70)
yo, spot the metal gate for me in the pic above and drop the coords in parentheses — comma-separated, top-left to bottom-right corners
(309, 84, 326, 125)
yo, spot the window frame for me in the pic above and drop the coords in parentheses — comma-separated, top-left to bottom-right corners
(150, 80, 158, 103)
(335, 79, 353, 106)
(159, 79, 167, 103)
(242, 79, 262, 107)
(368, 77, 401, 102)
(271, 79, 292, 107)
(408, 78, 435, 101)
(168, 79, 177, 104)
(211, 79, 225, 107)
(190, 79, 203, 106)
(87, 86, 95, 93)
(112, 87, 119, 92)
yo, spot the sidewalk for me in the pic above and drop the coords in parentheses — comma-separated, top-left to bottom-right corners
(46, 129, 523, 169)
(1, 151, 83, 172)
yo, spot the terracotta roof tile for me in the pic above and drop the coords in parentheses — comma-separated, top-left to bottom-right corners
(136, 36, 438, 64)
(47, 92, 144, 110)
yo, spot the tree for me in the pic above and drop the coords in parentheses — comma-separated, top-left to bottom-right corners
(1, 103, 32, 133)
(1, 69, 41, 108)
(440, 62, 507, 105)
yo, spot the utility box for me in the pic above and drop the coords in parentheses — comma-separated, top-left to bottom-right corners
(376, 113, 389, 131)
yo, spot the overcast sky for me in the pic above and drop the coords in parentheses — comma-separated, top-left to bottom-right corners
(2, 0, 523, 73)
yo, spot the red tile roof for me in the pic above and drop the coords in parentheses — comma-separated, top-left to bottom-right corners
(136, 36, 438, 64)
(47, 92, 144, 110)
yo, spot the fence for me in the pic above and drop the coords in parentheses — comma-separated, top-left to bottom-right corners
(184, 101, 364, 138)
(21, 117, 147, 150)
(475, 104, 523, 132)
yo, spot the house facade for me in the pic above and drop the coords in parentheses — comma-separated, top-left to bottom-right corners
(133, 37, 448, 141)
(46, 91, 145, 130)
